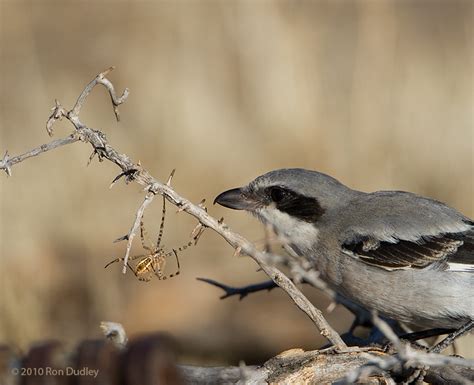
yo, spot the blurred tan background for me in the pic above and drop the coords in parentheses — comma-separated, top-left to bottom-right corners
(0, 0, 472, 363)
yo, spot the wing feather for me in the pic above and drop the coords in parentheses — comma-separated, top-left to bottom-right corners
(342, 235, 466, 270)
(337, 191, 473, 271)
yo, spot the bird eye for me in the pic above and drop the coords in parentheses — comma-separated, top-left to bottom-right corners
(269, 187, 287, 203)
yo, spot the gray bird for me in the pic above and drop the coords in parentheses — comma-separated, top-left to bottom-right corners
(214, 168, 474, 339)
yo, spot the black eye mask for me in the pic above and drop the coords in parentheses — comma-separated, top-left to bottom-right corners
(265, 186, 325, 223)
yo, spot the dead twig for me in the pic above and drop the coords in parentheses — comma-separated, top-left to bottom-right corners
(116, 191, 156, 274)
(0, 135, 79, 176)
(196, 278, 278, 300)
(0, 67, 347, 349)
(68, 65, 129, 125)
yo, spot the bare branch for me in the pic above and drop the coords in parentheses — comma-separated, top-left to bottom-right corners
(0, 135, 79, 176)
(371, 312, 402, 350)
(68, 66, 129, 122)
(1, 67, 347, 349)
(120, 191, 156, 274)
(430, 320, 474, 353)
(46, 99, 68, 136)
(196, 278, 278, 300)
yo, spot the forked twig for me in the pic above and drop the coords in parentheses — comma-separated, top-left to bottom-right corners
(196, 278, 278, 300)
(68, 66, 129, 124)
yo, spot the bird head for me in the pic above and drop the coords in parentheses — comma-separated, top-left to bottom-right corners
(214, 168, 357, 251)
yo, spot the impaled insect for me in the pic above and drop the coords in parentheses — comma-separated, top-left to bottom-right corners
(105, 196, 193, 282)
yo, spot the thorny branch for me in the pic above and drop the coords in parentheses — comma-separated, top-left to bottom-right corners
(0, 67, 346, 349)
(0, 136, 79, 176)
(196, 277, 279, 300)
(114, 191, 155, 274)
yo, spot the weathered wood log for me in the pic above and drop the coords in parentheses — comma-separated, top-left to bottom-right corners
(180, 348, 390, 384)
(0, 337, 472, 384)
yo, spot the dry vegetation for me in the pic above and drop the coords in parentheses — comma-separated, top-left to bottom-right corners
(0, 0, 472, 367)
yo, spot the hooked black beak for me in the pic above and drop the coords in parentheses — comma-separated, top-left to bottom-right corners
(214, 187, 257, 211)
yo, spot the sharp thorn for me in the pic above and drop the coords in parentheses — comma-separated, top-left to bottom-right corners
(113, 234, 129, 243)
(166, 169, 176, 186)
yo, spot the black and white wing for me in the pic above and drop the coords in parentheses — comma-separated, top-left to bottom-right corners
(338, 191, 474, 272)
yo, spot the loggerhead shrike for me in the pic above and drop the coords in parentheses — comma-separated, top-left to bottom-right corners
(214, 169, 473, 341)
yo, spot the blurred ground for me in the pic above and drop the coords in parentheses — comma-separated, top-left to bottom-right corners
(0, 0, 472, 363)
